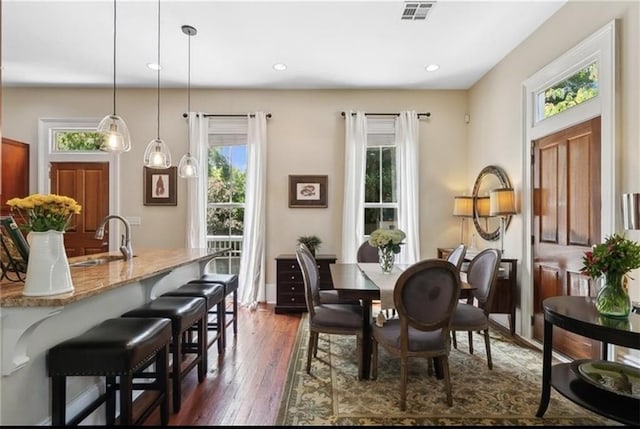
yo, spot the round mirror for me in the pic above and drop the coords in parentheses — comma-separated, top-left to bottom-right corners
(472, 165, 512, 241)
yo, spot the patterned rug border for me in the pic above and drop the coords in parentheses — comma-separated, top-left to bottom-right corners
(276, 314, 620, 426)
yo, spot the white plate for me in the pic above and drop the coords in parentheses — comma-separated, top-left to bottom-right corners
(574, 359, 640, 399)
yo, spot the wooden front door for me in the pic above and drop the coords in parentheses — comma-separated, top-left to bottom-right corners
(50, 162, 109, 257)
(532, 117, 601, 360)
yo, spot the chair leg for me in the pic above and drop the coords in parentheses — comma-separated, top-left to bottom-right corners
(197, 315, 207, 382)
(451, 331, 457, 349)
(468, 331, 474, 354)
(441, 357, 453, 406)
(119, 373, 133, 425)
(483, 328, 493, 369)
(51, 375, 66, 426)
(427, 358, 434, 376)
(371, 338, 378, 380)
(306, 331, 316, 374)
(400, 356, 408, 411)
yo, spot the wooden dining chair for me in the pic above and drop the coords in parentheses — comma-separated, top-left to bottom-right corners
(295, 244, 364, 375)
(371, 259, 461, 410)
(450, 248, 501, 369)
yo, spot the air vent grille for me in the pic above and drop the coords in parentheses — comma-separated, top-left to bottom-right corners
(401, 1, 436, 20)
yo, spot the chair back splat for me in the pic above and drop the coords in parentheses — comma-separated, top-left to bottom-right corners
(446, 244, 467, 271)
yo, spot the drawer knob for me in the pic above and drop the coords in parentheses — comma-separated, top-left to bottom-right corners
(290, 297, 295, 302)
(290, 264, 296, 269)
(290, 276, 295, 280)
(290, 286, 295, 291)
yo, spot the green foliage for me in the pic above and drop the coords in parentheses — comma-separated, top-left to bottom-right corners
(297, 235, 322, 252)
(55, 131, 105, 151)
(544, 63, 598, 118)
(581, 233, 640, 279)
(206, 147, 246, 235)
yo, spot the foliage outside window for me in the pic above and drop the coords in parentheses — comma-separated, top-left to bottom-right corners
(364, 118, 398, 236)
(54, 131, 105, 151)
(539, 62, 598, 120)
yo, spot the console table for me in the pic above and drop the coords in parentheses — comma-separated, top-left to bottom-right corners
(437, 247, 517, 334)
(536, 296, 640, 426)
(274, 253, 336, 313)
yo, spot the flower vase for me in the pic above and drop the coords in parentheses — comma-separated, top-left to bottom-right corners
(378, 247, 395, 274)
(23, 230, 74, 296)
(595, 273, 631, 319)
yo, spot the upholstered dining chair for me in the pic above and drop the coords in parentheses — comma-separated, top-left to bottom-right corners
(371, 259, 461, 410)
(446, 244, 467, 271)
(295, 244, 364, 375)
(450, 248, 501, 369)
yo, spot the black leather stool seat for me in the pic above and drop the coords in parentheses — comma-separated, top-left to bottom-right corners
(162, 283, 225, 354)
(47, 317, 172, 426)
(121, 296, 207, 413)
(188, 273, 239, 348)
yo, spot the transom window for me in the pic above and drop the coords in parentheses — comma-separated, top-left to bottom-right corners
(53, 130, 105, 152)
(537, 61, 599, 121)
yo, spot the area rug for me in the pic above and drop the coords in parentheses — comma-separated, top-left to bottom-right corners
(276, 315, 620, 426)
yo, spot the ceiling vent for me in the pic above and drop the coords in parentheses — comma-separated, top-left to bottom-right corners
(401, 1, 436, 20)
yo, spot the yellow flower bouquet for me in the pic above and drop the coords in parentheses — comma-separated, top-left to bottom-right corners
(7, 194, 81, 232)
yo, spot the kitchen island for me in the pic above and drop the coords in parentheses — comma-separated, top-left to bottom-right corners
(0, 247, 221, 425)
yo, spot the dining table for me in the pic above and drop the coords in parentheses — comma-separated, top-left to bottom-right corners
(329, 262, 473, 380)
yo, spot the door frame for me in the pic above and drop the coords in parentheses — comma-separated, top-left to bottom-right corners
(37, 118, 122, 251)
(521, 21, 616, 342)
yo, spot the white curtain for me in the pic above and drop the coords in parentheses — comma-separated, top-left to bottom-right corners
(185, 112, 208, 248)
(341, 111, 367, 263)
(239, 112, 267, 310)
(395, 111, 420, 264)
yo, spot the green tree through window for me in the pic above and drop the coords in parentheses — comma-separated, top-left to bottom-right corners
(543, 62, 598, 118)
(55, 131, 105, 151)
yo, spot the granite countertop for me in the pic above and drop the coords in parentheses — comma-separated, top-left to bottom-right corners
(0, 247, 218, 307)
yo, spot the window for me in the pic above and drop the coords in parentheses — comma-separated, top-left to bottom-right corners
(54, 131, 105, 151)
(537, 61, 598, 121)
(206, 118, 247, 275)
(364, 118, 398, 235)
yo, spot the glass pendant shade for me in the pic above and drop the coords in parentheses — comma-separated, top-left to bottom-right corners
(98, 115, 131, 153)
(143, 138, 172, 168)
(178, 152, 199, 178)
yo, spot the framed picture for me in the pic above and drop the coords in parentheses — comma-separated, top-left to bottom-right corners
(288, 175, 328, 208)
(144, 166, 177, 206)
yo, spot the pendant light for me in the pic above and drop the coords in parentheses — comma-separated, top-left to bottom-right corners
(98, 0, 131, 153)
(178, 24, 199, 179)
(143, 0, 172, 169)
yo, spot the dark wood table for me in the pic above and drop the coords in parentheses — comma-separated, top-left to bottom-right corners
(536, 296, 640, 426)
(329, 263, 473, 380)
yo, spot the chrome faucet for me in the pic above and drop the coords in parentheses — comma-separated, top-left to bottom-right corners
(95, 215, 133, 260)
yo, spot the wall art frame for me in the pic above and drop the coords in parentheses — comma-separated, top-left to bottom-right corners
(288, 175, 328, 208)
(144, 166, 177, 206)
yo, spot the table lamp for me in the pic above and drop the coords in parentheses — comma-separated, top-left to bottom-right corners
(490, 188, 516, 254)
(453, 196, 474, 244)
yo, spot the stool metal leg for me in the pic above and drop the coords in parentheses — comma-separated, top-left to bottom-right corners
(119, 373, 133, 425)
(51, 375, 66, 426)
(106, 375, 116, 426)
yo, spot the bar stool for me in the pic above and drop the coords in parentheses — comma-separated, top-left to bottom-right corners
(162, 282, 225, 355)
(188, 273, 238, 349)
(47, 317, 172, 426)
(121, 296, 206, 413)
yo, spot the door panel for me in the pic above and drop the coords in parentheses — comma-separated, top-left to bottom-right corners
(50, 162, 109, 257)
(532, 117, 601, 360)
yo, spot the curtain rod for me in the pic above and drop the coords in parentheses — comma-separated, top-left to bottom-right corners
(340, 111, 431, 118)
(182, 113, 272, 118)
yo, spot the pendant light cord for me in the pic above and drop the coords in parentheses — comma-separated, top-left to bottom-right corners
(187, 28, 192, 148)
(156, 0, 161, 140)
(112, 0, 117, 115)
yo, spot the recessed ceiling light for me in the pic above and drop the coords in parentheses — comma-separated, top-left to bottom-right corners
(272, 63, 287, 71)
(147, 63, 162, 71)
(425, 64, 439, 72)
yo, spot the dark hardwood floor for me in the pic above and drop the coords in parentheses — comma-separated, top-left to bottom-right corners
(145, 302, 301, 426)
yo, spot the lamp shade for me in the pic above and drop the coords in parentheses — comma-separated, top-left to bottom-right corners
(453, 196, 474, 217)
(622, 192, 640, 230)
(178, 153, 199, 178)
(143, 138, 172, 169)
(98, 114, 131, 152)
(489, 188, 516, 216)
(476, 196, 491, 217)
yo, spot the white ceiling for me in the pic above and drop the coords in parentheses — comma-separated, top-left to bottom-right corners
(1, 0, 566, 90)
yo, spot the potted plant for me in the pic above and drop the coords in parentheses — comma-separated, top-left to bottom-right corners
(297, 235, 322, 256)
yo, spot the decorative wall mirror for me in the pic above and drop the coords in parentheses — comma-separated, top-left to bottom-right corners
(472, 165, 512, 241)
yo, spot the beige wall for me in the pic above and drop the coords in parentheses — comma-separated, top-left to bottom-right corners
(468, 0, 640, 305)
(2, 88, 469, 299)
